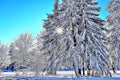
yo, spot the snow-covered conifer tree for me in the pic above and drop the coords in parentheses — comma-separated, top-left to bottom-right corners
(41, 0, 111, 77)
(106, 0, 120, 73)
(10, 33, 34, 74)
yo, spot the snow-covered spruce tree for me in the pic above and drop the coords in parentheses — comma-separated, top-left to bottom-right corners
(41, 0, 73, 74)
(41, 0, 63, 75)
(0, 43, 11, 73)
(10, 33, 34, 75)
(106, 0, 120, 73)
(41, 0, 111, 77)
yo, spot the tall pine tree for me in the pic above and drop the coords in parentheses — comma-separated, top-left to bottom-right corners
(106, 0, 120, 73)
(41, 0, 111, 77)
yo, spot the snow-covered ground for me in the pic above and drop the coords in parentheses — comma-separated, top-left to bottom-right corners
(110, 71, 120, 77)
(56, 71, 120, 78)
(0, 71, 120, 80)
(1, 71, 120, 77)
(0, 77, 120, 80)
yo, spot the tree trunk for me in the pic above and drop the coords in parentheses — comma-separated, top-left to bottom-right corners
(87, 61, 91, 76)
(78, 68, 81, 76)
(73, 63, 81, 77)
(92, 68, 95, 76)
(83, 66, 85, 76)
(112, 65, 116, 73)
(35, 70, 39, 76)
(82, 60, 85, 76)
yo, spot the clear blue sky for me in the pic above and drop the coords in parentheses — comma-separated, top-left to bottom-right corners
(0, 0, 109, 44)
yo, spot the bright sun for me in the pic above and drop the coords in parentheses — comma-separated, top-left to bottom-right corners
(55, 27, 63, 35)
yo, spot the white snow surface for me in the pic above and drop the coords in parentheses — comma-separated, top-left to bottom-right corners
(0, 71, 120, 78)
